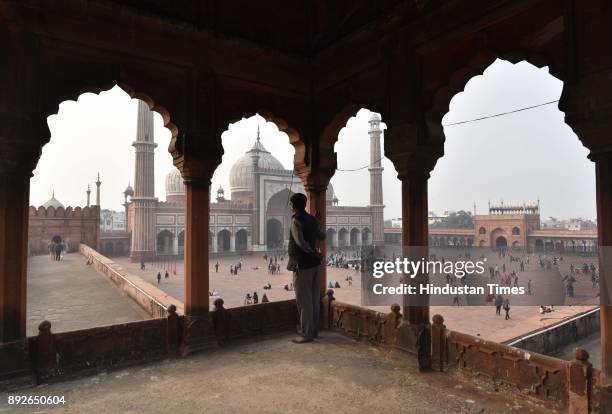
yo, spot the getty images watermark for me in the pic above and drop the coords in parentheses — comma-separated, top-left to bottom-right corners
(353, 245, 593, 306)
(371, 256, 525, 296)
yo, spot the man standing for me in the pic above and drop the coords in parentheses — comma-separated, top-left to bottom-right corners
(494, 294, 503, 316)
(287, 193, 326, 344)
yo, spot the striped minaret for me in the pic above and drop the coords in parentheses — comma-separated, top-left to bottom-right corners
(130, 100, 157, 262)
(368, 113, 385, 246)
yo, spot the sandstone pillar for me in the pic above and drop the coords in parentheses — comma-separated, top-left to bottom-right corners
(385, 122, 443, 371)
(184, 178, 211, 317)
(304, 182, 328, 296)
(399, 172, 430, 324)
(230, 233, 235, 252)
(0, 170, 29, 342)
(591, 151, 612, 381)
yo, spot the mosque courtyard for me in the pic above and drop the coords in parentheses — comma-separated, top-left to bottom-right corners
(24, 248, 599, 350)
(110, 248, 598, 344)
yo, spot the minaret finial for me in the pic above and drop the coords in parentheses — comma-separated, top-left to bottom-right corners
(257, 124, 260, 141)
(52, 189, 55, 198)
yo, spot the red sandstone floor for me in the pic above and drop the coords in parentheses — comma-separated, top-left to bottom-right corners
(113, 249, 598, 343)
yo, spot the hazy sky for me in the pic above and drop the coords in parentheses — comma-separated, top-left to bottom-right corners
(31, 59, 595, 220)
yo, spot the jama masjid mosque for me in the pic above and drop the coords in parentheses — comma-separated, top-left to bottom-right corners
(121, 101, 385, 261)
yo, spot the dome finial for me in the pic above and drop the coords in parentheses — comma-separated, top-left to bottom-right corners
(257, 124, 260, 142)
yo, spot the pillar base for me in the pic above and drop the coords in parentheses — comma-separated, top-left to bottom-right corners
(393, 321, 431, 371)
(180, 315, 218, 356)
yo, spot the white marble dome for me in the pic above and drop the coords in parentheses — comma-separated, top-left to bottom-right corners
(229, 137, 285, 194)
(165, 168, 185, 197)
(42, 191, 64, 209)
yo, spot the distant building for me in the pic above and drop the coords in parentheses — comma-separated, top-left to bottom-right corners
(568, 218, 597, 231)
(428, 211, 449, 225)
(390, 218, 402, 228)
(28, 191, 100, 255)
(121, 103, 386, 262)
(384, 201, 597, 253)
(100, 209, 126, 232)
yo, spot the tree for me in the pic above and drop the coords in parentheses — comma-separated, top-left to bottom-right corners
(430, 210, 473, 229)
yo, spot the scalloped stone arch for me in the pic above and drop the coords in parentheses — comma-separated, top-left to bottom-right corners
(321, 103, 386, 151)
(319, 104, 385, 180)
(223, 110, 307, 174)
(39, 82, 181, 171)
(426, 51, 567, 140)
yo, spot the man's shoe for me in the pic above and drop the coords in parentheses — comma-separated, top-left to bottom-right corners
(291, 337, 313, 344)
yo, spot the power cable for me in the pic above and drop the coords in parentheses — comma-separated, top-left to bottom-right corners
(442, 99, 559, 127)
(335, 99, 560, 171)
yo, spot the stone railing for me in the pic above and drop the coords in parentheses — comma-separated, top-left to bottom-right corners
(438, 317, 601, 413)
(80, 244, 184, 317)
(210, 298, 298, 344)
(321, 290, 401, 347)
(507, 307, 599, 356)
(0, 309, 181, 387)
(322, 289, 601, 412)
(0, 299, 301, 388)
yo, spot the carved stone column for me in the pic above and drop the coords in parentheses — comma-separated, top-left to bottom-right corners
(564, 76, 612, 409)
(300, 165, 334, 297)
(399, 171, 430, 324)
(174, 132, 222, 354)
(589, 151, 612, 384)
(385, 123, 443, 371)
(0, 169, 30, 342)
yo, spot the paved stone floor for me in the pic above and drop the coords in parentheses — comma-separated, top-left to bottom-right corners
(0, 332, 554, 414)
(27, 253, 150, 336)
(114, 249, 598, 343)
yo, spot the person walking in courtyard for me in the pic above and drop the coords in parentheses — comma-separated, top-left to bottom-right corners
(215, 262, 219, 273)
(527, 279, 532, 295)
(503, 298, 511, 320)
(253, 291, 259, 304)
(164, 270, 169, 280)
(54, 242, 63, 261)
(495, 294, 503, 316)
(287, 193, 325, 344)
(156, 272, 161, 285)
(140, 260, 146, 270)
